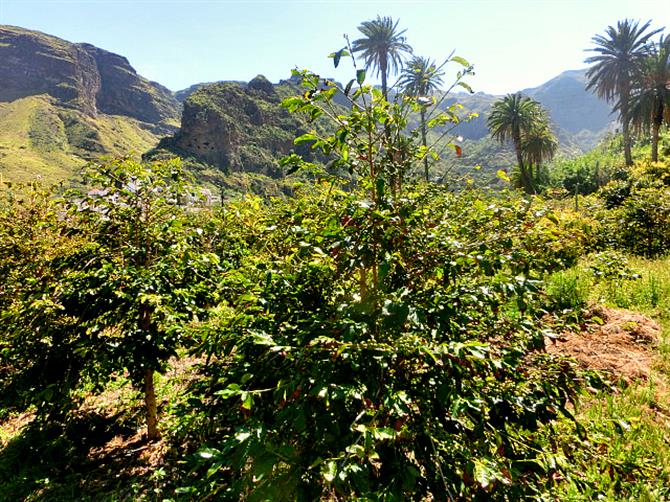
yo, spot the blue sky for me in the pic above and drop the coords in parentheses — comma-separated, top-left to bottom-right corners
(1, 0, 667, 94)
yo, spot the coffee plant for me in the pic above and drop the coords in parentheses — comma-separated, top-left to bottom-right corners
(174, 50, 586, 500)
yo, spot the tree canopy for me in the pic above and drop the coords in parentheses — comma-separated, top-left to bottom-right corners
(488, 93, 555, 192)
(352, 15, 412, 99)
(585, 19, 662, 166)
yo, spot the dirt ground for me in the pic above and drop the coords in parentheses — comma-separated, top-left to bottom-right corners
(546, 306, 662, 384)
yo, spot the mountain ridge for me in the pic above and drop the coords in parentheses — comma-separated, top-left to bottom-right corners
(0, 24, 615, 185)
(0, 25, 180, 183)
(0, 25, 180, 128)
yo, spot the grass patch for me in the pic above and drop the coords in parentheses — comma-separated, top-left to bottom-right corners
(545, 254, 670, 499)
(549, 384, 670, 500)
(0, 96, 165, 185)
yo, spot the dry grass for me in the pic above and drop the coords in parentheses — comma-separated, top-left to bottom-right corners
(547, 306, 661, 384)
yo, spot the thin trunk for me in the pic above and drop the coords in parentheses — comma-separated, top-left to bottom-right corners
(621, 84, 633, 166)
(380, 57, 396, 195)
(359, 268, 368, 299)
(652, 121, 660, 162)
(381, 57, 388, 100)
(622, 119, 633, 166)
(513, 133, 530, 193)
(144, 368, 160, 441)
(421, 108, 428, 181)
(651, 103, 663, 162)
(139, 304, 160, 441)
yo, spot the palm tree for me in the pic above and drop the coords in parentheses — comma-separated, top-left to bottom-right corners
(628, 35, 670, 162)
(398, 56, 444, 97)
(352, 16, 412, 99)
(585, 19, 661, 166)
(487, 93, 545, 193)
(522, 123, 558, 185)
(399, 56, 444, 180)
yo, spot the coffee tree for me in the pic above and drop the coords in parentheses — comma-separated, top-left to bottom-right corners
(181, 48, 583, 499)
(0, 182, 90, 418)
(1, 158, 220, 439)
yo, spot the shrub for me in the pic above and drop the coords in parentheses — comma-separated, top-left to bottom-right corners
(177, 51, 585, 499)
(596, 160, 670, 257)
(0, 159, 221, 438)
(545, 268, 590, 313)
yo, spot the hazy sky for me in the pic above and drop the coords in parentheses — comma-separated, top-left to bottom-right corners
(0, 0, 668, 94)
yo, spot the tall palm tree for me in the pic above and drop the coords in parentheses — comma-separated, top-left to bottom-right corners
(487, 93, 544, 193)
(398, 56, 444, 97)
(398, 56, 444, 180)
(628, 35, 670, 162)
(585, 19, 661, 166)
(352, 16, 412, 99)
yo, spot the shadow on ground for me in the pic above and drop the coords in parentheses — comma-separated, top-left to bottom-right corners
(0, 410, 153, 501)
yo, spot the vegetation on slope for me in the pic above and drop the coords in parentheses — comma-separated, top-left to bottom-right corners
(1, 15, 670, 502)
(0, 25, 180, 185)
(0, 95, 165, 184)
(0, 25, 179, 126)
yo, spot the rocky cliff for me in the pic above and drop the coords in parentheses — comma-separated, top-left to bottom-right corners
(0, 25, 179, 129)
(155, 75, 315, 177)
(0, 25, 182, 184)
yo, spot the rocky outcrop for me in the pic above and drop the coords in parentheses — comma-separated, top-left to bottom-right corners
(247, 74, 275, 95)
(162, 78, 312, 177)
(80, 43, 179, 126)
(0, 25, 179, 129)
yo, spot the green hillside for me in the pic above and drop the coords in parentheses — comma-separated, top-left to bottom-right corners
(0, 95, 167, 184)
(0, 25, 180, 185)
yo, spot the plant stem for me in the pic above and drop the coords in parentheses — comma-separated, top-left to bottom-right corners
(144, 368, 160, 441)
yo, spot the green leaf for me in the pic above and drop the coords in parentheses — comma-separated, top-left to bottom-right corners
(206, 462, 223, 478)
(235, 431, 251, 443)
(198, 447, 220, 459)
(334, 50, 342, 68)
(451, 56, 470, 67)
(215, 383, 242, 399)
(473, 459, 497, 488)
(375, 177, 385, 200)
(545, 212, 559, 224)
(341, 144, 349, 162)
(497, 169, 511, 182)
(322, 460, 338, 483)
(372, 427, 398, 440)
(356, 69, 366, 86)
(329, 48, 349, 68)
(249, 330, 275, 346)
(241, 391, 253, 410)
(345, 444, 366, 458)
(457, 81, 474, 93)
(294, 133, 318, 146)
(344, 79, 355, 96)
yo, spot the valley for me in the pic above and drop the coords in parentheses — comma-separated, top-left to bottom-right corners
(1, 11, 669, 501)
(0, 25, 614, 188)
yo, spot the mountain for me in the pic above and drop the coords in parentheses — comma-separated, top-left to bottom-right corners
(0, 25, 180, 183)
(148, 75, 328, 190)
(523, 69, 612, 136)
(431, 69, 614, 177)
(443, 69, 613, 148)
(0, 25, 615, 187)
